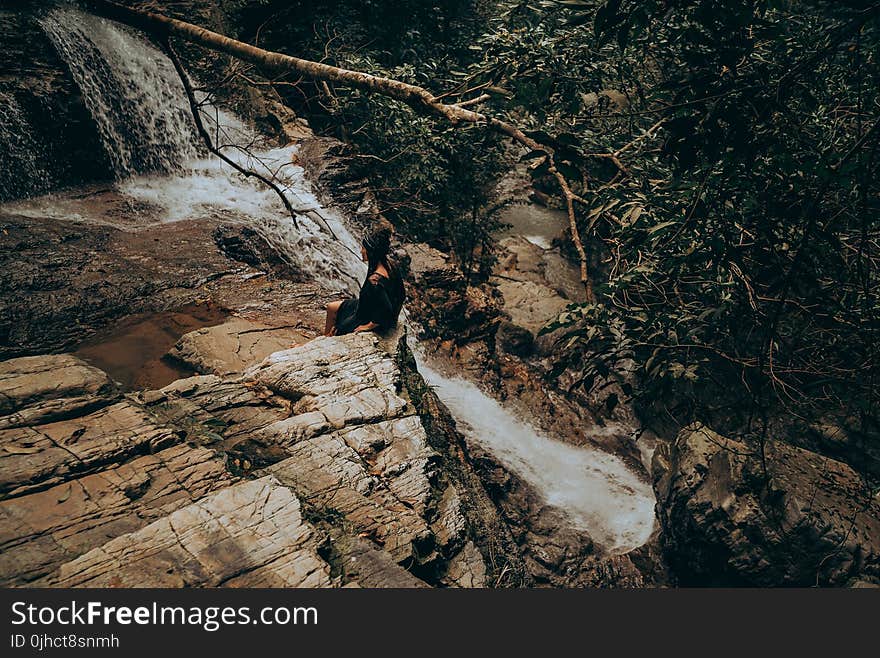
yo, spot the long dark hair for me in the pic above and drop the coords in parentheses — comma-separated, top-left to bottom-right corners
(363, 227, 405, 312)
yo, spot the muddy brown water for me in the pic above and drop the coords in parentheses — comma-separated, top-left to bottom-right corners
(497, 203, 568, 250)
(73, 303, 228, 391)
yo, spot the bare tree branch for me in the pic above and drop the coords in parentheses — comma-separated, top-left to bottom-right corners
(161, 38, 300, 230)
(84, 0, 595, 299)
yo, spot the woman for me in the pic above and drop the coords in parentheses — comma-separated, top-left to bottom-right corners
(325, 227, 405, 336)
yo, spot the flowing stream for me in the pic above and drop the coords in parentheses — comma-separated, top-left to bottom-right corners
(497, 202, 568, 250)
(2, 5, 657, 554)
(410, 342, 656, 553)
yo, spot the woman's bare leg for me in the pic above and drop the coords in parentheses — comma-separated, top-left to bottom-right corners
(325, 301, 343, 336)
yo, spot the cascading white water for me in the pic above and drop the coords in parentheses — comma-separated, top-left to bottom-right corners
(39, 7, 201, 177)
(0, 92, 52, 200)
(9, 5, 657, 554)
(120, 145, 368, 292)
(22, 6, 366, 293)
(409, 340, 656, 554)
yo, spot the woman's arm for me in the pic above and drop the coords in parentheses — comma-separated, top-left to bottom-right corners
(365, 275, 395, 329)
(353, 321, 379, 333)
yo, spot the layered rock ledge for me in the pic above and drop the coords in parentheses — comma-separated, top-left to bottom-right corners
(653, 425, 880, 586)
(0, 333, 486, 588)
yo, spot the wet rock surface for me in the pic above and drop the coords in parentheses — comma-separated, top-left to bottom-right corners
(0, 212, 324, 360)
(468, 441, 649, 587)
(653, 425, 880, 586)
(404, 242, 645, 466)
(0, 9, 113, 199)
(492, 235, 586, 334)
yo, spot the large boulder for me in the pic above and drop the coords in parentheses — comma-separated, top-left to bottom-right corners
(0, 354, 119, 429)
(653, 425, 880, 586)
(248, 334, 471, 567)
(490, 236, 582, 335)
(404, 243, 504, 343)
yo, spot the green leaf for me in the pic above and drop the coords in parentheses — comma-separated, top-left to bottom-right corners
(647, 220, 678, 234)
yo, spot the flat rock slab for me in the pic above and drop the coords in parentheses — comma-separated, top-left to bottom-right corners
(0, 354, 119, 429)
(143, 374, 291, 447)
(265, 432, 433, 563)
(39, 477, 333, 588)
(0, 400, 179, 499)
(490, 236, 586, 334)
(0, 444, 233, 585)
(496, 235, 586, 303)
(442, 540, 487, 588)
(168, 317, 308, 376)
(332, 534, 429, 588)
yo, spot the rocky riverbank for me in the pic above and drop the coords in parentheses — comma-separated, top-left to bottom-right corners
(0, 156, 668, 588)
(400, 207, 880, 588)
(0, 329, 489, 587)
(401, 240, 664, 587)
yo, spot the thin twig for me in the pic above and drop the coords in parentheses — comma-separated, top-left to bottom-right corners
(162, 38, 300, 229)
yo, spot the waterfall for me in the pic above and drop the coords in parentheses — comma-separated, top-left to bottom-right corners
(409, 338, 656, 554)
(38, 7, 201, 177)
(24, 6, 366, 294)
(0, 92, 52, 201)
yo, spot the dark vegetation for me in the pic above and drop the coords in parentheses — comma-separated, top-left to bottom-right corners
(226, 0, 508, 276)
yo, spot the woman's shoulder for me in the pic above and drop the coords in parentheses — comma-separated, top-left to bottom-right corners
(367, 271, 390, 286)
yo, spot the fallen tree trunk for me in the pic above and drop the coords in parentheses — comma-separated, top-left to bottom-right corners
(83, 0, 595, 299)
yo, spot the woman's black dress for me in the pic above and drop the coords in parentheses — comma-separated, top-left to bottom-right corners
(334, 272, 403, 335)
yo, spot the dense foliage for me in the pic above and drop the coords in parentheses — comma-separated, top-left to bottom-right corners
(233, 0, 879, 460)
(535, 0, 880, 456)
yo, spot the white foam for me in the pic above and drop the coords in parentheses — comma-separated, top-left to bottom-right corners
(522, 234, 553, 250)
(412, 345, 656, 553)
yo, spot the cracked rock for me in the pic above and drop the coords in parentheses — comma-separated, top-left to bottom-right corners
(39, 476, 333, 588)
(0, 354, 119, 429)
(168, 317, 307, 375)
